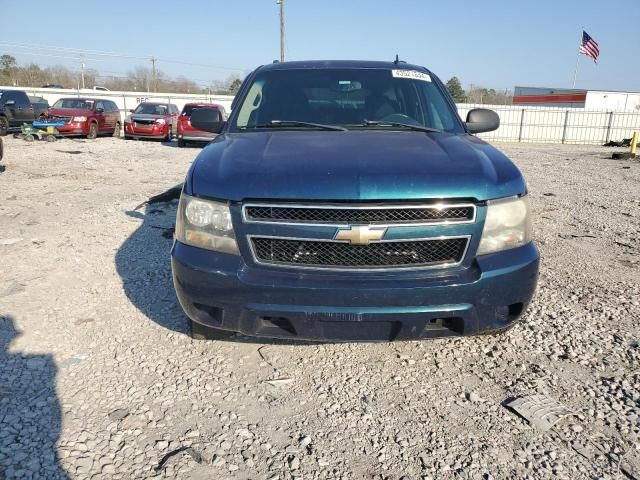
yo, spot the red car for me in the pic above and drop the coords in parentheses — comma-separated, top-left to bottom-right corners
(124, 102, 179, 141)
(48, 98, 121, 139)
(177, 103, 226, 147)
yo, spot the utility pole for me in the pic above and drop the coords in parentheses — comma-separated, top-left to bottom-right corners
(150, 56, 157, 92)
(81, 62, 85, 89)
(276, 0, 285, 62)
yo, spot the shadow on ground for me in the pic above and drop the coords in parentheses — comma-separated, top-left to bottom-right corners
(115, 200, 186, 335)
(115, 201, 313, 346)
(0, 315, 70, 479)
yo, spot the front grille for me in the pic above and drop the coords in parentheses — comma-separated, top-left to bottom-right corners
(48, 115, 71, 124)
(244, 204, 475, 225)
(134, 121, 155, 128)
(251, 237, 468, 269)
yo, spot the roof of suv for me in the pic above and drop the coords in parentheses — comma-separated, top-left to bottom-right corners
(257, 60, 432, 73)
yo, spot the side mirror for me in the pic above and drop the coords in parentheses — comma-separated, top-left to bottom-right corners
(96, 108, 104, 113)
(129, 109, 135, 113)
(465, 108, 500, 134)
(190, 108, 223, 133)
(4, 100, 15, 106)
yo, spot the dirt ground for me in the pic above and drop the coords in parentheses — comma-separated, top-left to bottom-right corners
(0, 136, 639, 480)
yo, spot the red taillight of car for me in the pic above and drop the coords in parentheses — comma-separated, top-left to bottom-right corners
(178, 116, 189, 132)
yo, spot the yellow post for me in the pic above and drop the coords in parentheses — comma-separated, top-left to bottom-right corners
(632, 131, 638, 156)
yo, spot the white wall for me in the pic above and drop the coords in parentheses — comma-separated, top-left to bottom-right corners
(0, 86, 234, 117)
(585, 91, 640, 112)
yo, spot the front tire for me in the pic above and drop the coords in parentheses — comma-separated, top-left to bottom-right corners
(177, 138, 186, 148)
(189, 319, 234, 340)
(87, 122, 98, 140)
(0, 117, 8, 136)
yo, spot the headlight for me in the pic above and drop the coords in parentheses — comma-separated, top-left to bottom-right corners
(156, 118, 166, 125)
(73, 116, 87, 122)
(175, 194, 239, 254)
(477, 196, 531, 255)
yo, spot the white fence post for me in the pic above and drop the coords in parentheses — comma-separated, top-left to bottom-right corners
(518, 109, 526, 142)
(561, 110, 569, 144)
(605, 112, 614, 144)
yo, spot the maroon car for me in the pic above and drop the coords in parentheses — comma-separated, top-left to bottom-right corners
(124, 102, 179, 141)
(177, 103, 227, 147)
(48, 98, 121, 139)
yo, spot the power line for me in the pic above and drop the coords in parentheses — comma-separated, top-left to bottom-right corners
(0, 41, 246, 71)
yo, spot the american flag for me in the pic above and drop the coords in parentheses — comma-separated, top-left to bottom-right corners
(579, 30, 600, 63)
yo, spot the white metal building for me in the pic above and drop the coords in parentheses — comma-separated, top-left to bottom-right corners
(513, 86, 640, 112)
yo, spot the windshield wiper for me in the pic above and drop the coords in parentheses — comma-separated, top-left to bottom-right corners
(357, 120, 442, 133)
(242, 120, 347, 131)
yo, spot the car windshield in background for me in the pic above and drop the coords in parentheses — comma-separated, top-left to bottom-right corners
(53, 99, 94, 110)
(182, 105, 217, 116)
(233, 68, 463, 133)
(134, 104, 168, 115)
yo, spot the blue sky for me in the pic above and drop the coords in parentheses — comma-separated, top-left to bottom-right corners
(1, 0, 638, 91)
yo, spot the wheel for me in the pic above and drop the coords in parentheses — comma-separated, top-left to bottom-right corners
(23, 134, 34, 142)
(45, 135, 57, 142)
(189, 319, 235, 340)
(0, 116, 8, 136)
(177, 138, 186, 148)
(112, 122, 121, 138)
(164, 127, 172, 142)
(87, 122, 98, 140)
(123, 135, 131, 140)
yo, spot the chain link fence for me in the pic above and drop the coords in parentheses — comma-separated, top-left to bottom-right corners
(457, 103, 640, 145)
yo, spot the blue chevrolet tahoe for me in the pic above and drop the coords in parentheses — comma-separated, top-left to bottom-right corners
(171, 60, 539, 341)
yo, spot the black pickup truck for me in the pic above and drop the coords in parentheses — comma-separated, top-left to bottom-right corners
(0, 89, 50, 136)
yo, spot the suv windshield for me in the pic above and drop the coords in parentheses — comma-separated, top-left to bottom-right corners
(233, 68, 462, 133)
(53, 99, 94, 110)
(134, 103, 168, 115)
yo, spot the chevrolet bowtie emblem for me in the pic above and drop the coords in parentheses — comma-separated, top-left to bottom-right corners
(334, 226, 387, 245)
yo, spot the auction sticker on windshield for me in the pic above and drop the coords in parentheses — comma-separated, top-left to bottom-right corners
(391, 70, 432, 82)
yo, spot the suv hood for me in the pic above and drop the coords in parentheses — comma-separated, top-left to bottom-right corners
(188, 131, 526, 202)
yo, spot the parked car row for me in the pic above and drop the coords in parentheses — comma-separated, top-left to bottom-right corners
(0, 88, 226, 146)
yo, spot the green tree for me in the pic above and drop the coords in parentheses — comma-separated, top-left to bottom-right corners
(0, 54, 17, 84)
(445, 76, 466, 103)
(0, 54, 16, 71)
(228, 78, 242, 94)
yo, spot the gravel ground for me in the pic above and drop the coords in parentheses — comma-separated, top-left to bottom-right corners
(0, 136, 639, 480)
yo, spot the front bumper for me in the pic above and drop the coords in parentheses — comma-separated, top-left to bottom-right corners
(57, 122, 88, 136)
(177, 131, 216, 142)
(171, 241, 539, 341)
(124, 122, 168, 137)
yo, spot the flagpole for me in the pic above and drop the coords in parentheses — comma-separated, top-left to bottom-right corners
(572, 28, 583, 88)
